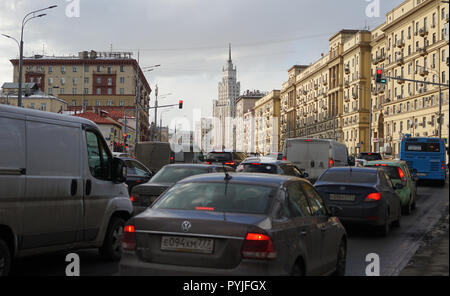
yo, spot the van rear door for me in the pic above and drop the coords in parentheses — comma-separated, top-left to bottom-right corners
(285, 140, 329, 180)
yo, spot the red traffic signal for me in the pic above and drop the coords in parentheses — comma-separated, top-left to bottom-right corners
(179, 100, 183, 109)
(375, 68, 386, 84)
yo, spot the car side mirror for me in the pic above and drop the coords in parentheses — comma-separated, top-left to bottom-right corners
(111, 157, 127, 183)
(394, 183, 403, 190)
(328, 205, 342, 217)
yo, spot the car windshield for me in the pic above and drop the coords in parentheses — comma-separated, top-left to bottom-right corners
(150, 166, 209, 183)
(319, 170, 378, 184)
(366, 165, 401, 179)
(153, 182, 275, 214)
(357, 153, 382, 161)
(242, 164, 278, 174)
(206, 152, 232, 161)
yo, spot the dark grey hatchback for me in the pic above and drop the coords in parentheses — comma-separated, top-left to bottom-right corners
(314, 167, 402, 236)
(120, 173, 347, 276)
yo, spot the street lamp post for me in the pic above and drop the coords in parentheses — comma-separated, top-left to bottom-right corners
(14, 5, 58, 108)
(159, 108, 175, 141)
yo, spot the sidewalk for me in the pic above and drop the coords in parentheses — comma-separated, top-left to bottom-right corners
(400, 212, 449, 276)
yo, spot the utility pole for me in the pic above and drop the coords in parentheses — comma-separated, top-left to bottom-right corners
(154, 84, 158, 141)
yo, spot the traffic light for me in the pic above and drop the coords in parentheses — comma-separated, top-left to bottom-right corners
(375, 68, 386, 84)
(123, 133, 128, 151)
(179, 100, 183, 109)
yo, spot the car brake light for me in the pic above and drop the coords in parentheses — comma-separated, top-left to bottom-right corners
(225, 161, 235, 165)
(121, 225, 136, 250)
(241, 233, 277, 259)
(130, 195, 134, 202)
(442, 161, 445, 171)
(282, 157, 286, 161)
(251, 163, 261, 165)
(398, 168, 407, 186)
(365, 192, 381, 201)
(195, 206, 215, 211)
(205, 161, 211, 165)
(305, 139, 312, 142)
(328, 158, 334, 168)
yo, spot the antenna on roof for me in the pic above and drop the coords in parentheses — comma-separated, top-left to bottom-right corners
(222, 163, 232, 181)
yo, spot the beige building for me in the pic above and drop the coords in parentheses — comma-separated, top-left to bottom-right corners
(370, 0, 449, 157)
(10, 50, 152, 142)
(281, 30, 372, 155)
(254, 90, 281, 154)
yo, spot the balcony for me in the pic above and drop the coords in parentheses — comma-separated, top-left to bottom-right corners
(344, 81, 350, 88)
(396, 56, 404, 65)
(352, 92, 358, 99)
(396, 39, 405, 48)
(418, 68, 429, 77)
(419, 27, 428, 37)
(345, 67, 350, 75)
(344, 96, 350, 103)
(396, 77, 405, 84)
(417, 47, 427, 56)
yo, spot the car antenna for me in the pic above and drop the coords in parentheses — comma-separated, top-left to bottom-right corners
(222, 163, 232, 181)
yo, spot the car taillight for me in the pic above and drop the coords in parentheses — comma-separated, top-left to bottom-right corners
(328, 158, 334, 168)
(442, 161, 445, 171)
(282, 157, 286, 161)
(241, 233, 276, 259)
(225, 161, 235, 166)
(130, 193, 139, 203)
(205, 161, 211, 165)
(365, 192, 381, 201)
(121, 225, 136, 251)
(398, 168, 407, 186)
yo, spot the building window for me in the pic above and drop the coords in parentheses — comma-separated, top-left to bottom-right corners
(29, 77, 34, 83)
(73, 66, 77, 72)
(107, 88, 112, 95)
(120, 88, 124, 94)
(83, 100, 88, 107)
(106, 100, 113, 106)
(97, 77, 102, 84)
(107, 66, 112, 74)
(72, 100, 76, 106)
(119, 100, 124, 106)
(72, 88, 77, 94)
(73, 78, 77, 85)
(48, 88, 53, 95)
(96, 100, 101, 106)
(60, 88, 65, 94)
(61, 78, 65, 85)
(120, 77, 125, 83)
(97, 66, 102, 72)
(48, 77, 53, 84)
(96, 88, 101, 95)
(107, 78, 112, 86)
(61, 66, 65, 73)
(120, 65, 124, 72)
(84, 88, 89, 94)
(84, 77, 89, 84)
(49, 66, 53, 73)
(84, 65, 89, 72)
(41, 103, 47, 111)
(443, 71, 446, 84)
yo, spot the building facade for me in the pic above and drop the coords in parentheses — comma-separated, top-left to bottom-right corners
(254, 90, 281, 154)
(10, 50, 152, 142)
(212, 44, 241, 149)
(370, 0, 449, 157)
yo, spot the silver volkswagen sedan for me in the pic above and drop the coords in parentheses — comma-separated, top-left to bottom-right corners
(119, 173, 347, 276)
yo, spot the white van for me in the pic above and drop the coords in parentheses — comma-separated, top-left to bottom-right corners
(0, 104, 133, 275)
(282, 138, 349, 181)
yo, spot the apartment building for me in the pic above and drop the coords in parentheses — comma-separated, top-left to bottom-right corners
(10, 50, 152, 141)
(370, 0, 449, 157)
(254, 90, 281, 154)
(281, 30, 372, 154)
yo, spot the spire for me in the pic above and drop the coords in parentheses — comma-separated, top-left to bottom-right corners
(228, 43, 232, 62)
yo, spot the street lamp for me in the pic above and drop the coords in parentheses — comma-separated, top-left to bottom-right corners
(159, 107, 175, 141)
(13, 5, 58, 108)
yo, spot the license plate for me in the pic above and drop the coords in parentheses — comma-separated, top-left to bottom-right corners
(416, 173, 427, 176)
(330, 194, 355, 201)
(160, 236, 214, 254)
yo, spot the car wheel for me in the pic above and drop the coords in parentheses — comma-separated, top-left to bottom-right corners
(402, 199, 412, 215)
(378, 210, 390, 237)
(332, 240, 346, 276)
(392, 210, 401, 228)
(290, 259, 305, 276)
(0, 238, 11, 276)
(99, 217, 125, 261)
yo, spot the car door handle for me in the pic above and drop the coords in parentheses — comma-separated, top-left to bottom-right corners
(71, 179, 77, 196)
(85, 179, 92, 196)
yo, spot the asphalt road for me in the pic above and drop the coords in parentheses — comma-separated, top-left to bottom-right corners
(9, 181, 449, 276)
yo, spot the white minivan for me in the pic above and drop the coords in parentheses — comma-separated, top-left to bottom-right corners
(0, 104, 133, 275)
(282, 138, 349, 181)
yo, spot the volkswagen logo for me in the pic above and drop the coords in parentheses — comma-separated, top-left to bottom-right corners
(181, 221, 191, 233)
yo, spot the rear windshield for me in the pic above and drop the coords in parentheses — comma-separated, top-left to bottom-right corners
(405, 143, 440, 152)
(150, 166, 209, 183)
(153, 182, 275, 214)
(366, 166, 400, 179)
(319, 170, 378, 184)
(357, 153, 382, 161)
(206, 152, 232, 161)
(242, 164, 278, 174)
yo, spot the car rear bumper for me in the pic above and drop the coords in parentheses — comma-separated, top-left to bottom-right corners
(118, 251, 287, 276)
(329, 202, 387, 226)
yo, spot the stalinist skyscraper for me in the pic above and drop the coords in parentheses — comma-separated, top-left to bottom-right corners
(212, 44, 241, 149)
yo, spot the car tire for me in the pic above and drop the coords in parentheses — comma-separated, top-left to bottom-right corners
(392, 210, 401, 228)
(99, 217, 125, 261)
(378, 211, 390, 237)
(0, 238, 11, 276)
(332, 240, 346, 276)
(402, 200, 412, 215)
(290, 259, 305, 276)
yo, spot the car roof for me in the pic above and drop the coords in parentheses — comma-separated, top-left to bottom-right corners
(163, 163, 227, 169)
(365, 160, 407, 166)
(241, 157, 290, 165)
(326, 167, 379, 174)
(178, 172, 297, 186)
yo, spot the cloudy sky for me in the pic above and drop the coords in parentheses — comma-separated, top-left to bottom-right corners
(0, 0, 404, 130)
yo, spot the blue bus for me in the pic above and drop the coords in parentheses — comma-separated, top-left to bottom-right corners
(400, 134, 447, 186)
